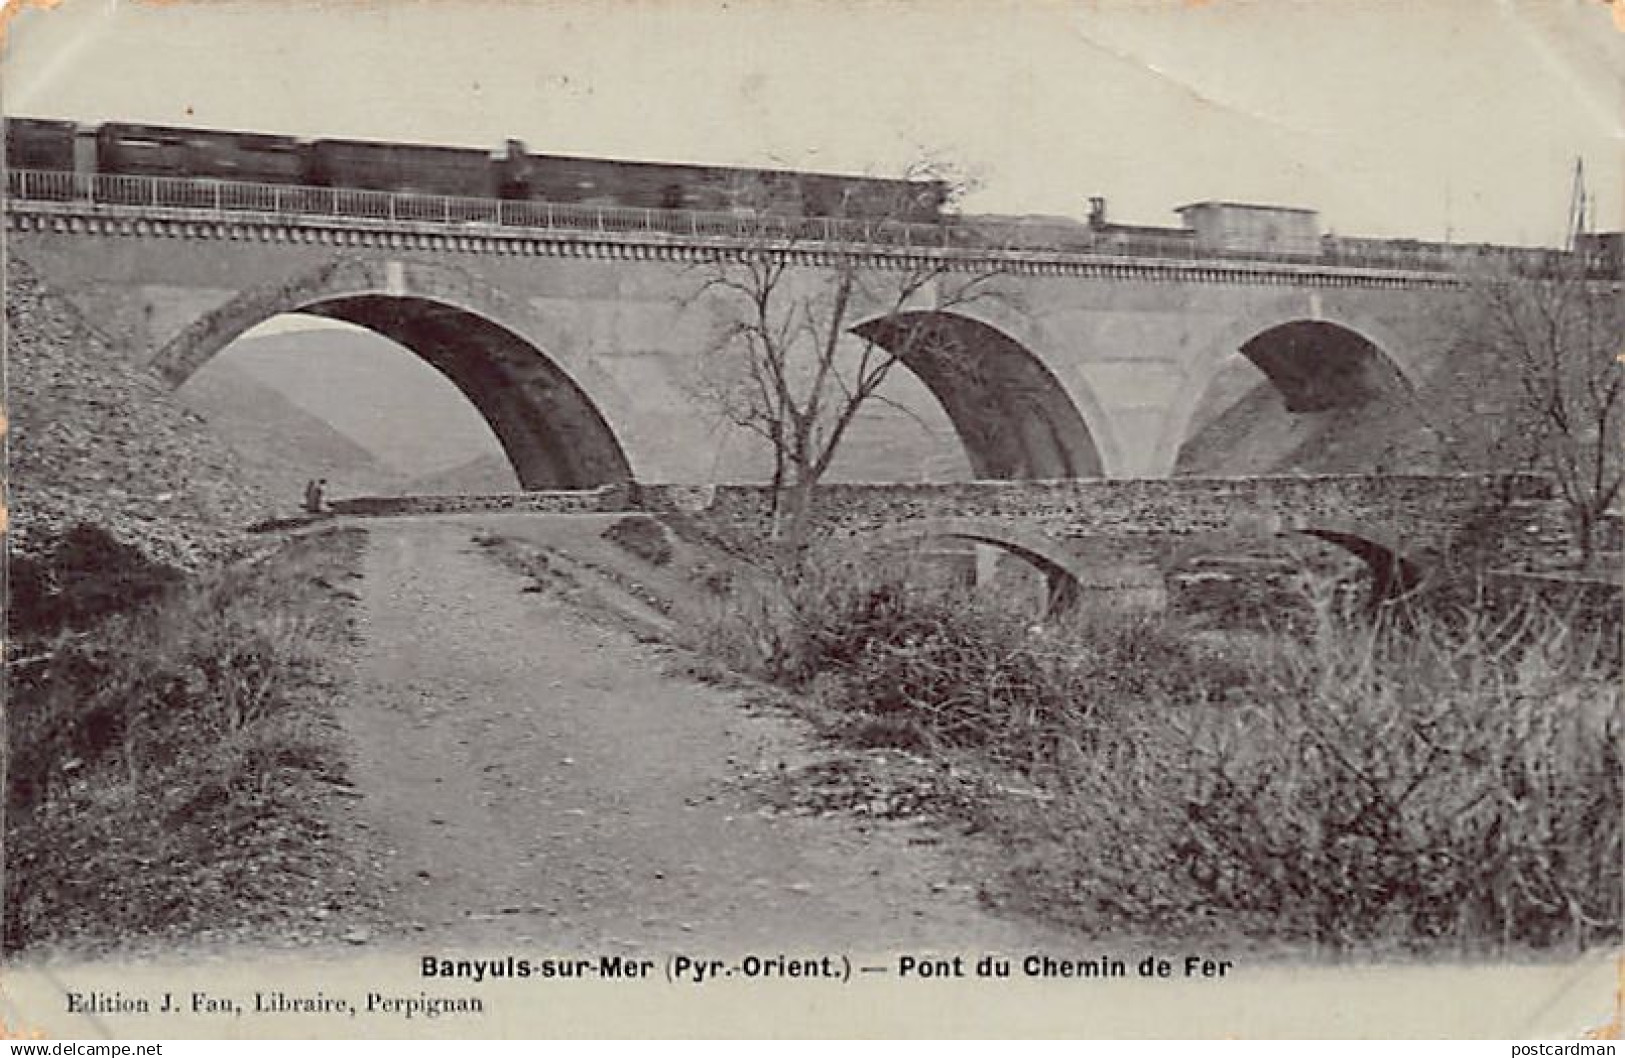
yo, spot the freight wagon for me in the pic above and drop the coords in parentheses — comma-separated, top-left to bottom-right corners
(5, 116, 947, 223)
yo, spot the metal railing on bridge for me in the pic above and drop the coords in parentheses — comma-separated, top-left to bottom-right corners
(7, 168, 1615, 279)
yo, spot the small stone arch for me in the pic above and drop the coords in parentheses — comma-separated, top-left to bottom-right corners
(1290, 528, 1424, 602)
(851, 310, 1117, 479)
(1162, 519, 1425, 607)
(857, 516, 1100, 614)
(150, 257, 635, 489)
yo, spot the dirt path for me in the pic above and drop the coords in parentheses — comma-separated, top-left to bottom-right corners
(6, 516, 1614, 1039)
(338, 517, 1071, 956)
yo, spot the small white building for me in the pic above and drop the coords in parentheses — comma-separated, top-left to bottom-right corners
(1175, 201, 1322, 256)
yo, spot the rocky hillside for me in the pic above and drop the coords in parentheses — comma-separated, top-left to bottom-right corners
(1177, 379, 1452, 477)
(1174, 347, 1535, 479)
(7, 256, 275, 570)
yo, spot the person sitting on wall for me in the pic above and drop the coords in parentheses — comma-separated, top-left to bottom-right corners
(304, 478, 328, 515)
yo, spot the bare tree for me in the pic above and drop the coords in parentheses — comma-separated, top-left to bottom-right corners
(1461, 254, 1624, 568)
(687, 168, 1013, 557)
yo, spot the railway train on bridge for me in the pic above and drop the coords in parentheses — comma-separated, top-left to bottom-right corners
(4, 117, 949, 223)
(7, 117, 1621, 276)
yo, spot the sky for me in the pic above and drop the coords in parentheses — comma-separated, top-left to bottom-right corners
(3, 0, 1622, 246)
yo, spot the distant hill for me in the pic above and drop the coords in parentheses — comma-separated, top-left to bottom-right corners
(825, 401, 972, 482)
(704, 367, 973, 485)
(1175, 355, 1497, 478)
(219, 327, 509, 480)
(1183, 354, 1269, 445)
(402, 452, 521, 495)
(178, 360, 410, 505)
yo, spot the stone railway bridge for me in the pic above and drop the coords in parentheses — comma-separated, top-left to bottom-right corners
(10, 167, 1486, 488)
(3, 165, 1574, 603)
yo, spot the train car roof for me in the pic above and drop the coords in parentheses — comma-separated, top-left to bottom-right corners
(95, 120, 303, 145)
(5, 116, 78, 129)
(1174, 200, 1319, 216)
(513, 147, 945, 190)
(4, 117, 948, 189)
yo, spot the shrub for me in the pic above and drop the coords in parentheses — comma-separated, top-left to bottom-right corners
(4, 529, 364, 952)
(688, 551, 1251, 767)
(8, 524, 182, 641)
(690, 545, 1622, 955)
(993, 605, 1621, 955)
(601, 515, 674, 567)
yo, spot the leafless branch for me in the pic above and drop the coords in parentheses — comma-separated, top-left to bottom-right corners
(1460, 260, 1625, 566)
(682, 165, 1012, 549)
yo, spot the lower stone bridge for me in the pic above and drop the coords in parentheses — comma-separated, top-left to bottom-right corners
(329, 472, 1562, 610)
(636, 474, 1558, 607)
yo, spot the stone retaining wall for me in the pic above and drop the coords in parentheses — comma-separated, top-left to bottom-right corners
(634, 474, 1551, 555)
(329, 484, 633, 517)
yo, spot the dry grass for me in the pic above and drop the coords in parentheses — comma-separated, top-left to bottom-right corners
(4, 528, 368, 953)
(994, 604, 1620, 955)
(690, 551, 1623, 956)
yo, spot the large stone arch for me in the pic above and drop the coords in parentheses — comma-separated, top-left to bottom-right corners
(1154, 309, 1422, 477)
(851, 310, 1113, 479)
(150, 257, 635, 489)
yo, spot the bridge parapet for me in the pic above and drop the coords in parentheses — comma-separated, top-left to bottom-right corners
(634, 474, 1551, 549)
(328, 484, 634, 518)
(9, 168, 1597, 281)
